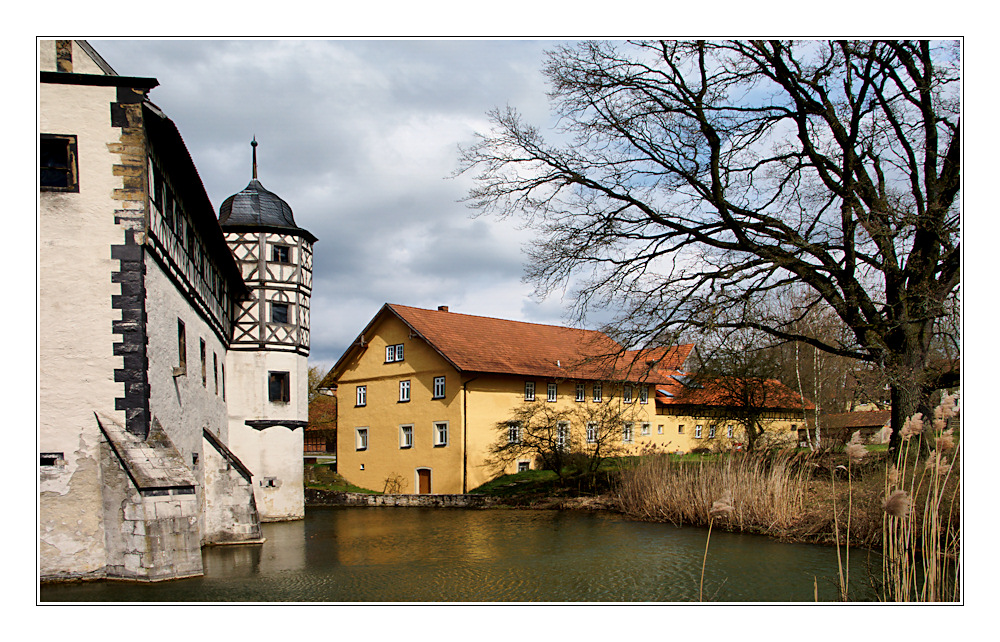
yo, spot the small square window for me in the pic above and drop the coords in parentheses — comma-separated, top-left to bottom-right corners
(40, 134, 79, 192)
(399, 380, 411, 402)
(271, 302, 290, 324)
(524, 381, 535, 401)
(356, 385, 367, 407)
(517, 461, 530, 473)
(356, 428, 369, 451)
(547, 382, 558, 402)
(433, 376, 446, 399)
(269, 371, 290, 403)
(641, 423, 650, 436)
(400, 425, 413, 449)
(678, 424, 685, 434)
(272, 245, 290, 263)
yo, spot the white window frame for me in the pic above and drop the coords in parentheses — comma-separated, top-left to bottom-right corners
(400, 425, 413, 449)
(709, 425, 716, 438)
(525, 381, 535, 401)
(727, 425, 734, 438)
(593, 383, 602, 402)
(623, 423, 634, 444)
(517, 461, 530, 472)
(556, 421, 570, 451)
(641, 423, 650, 436)
(657, 424, 663, 435)
(356, 428, 369, 451)
(399, 380, 411, 402)
(623, 385, 633, 404)
(640, 386, 649, 404)
(547, 382, 558, 402)
(586, 422, 599, 444)
(508, 422, 521, 444)
(575, 383, 586, 402)
(433, 376, 446, 399)
(386, 343, 404, 363)
(695, 424, 703, 439)
(678, 424, 685, 434)
(434, 421, 449, 447)
(356, 385, 367, 407)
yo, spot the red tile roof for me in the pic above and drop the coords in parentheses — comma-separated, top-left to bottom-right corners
(329, 303, 693, 383)
(655, 375, 814, 411)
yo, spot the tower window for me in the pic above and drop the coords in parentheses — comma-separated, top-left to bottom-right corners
(40, 134, 78, 192)
(272, 245, 291, 263)
(269, 371, 290, 403)
(173, 319, 187, 377)
(271, 302, 290, 324)
(200, 339, 207, 387)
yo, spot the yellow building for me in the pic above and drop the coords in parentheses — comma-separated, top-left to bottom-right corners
(326, 304, 811, 494)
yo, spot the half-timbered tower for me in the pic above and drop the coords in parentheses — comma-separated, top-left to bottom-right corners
(219, 140, 316, 521)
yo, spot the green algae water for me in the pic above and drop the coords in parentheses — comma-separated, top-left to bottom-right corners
(40, 507, 876, 602)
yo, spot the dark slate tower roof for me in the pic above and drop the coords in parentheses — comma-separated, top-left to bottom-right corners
(218, 139, 317, 242)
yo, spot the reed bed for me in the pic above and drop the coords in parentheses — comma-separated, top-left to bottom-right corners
(616, 450, 811, 538)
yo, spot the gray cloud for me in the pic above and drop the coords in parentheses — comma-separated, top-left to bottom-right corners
(92, 39, 568, 370)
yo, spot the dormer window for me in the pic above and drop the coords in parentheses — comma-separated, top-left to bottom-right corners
(272, 245, 291, 263)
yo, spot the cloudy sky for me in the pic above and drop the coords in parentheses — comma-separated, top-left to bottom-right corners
(90, 39, 575, 372)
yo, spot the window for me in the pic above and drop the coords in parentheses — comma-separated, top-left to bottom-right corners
(695, 424, 703, 438)
(399, 380, 411, 402)
(356, 385, 367, 407)
(727, 425, 734, 438)
(641, 423, 650, 436)
(40, 134, 78, 192)
(508, 422, 521, 444)
(586, 422, 599, 443)
(593, 383, 602, 402)
(547, 382, 558, 402)
(623, 385, 633, 404)
(400, 425, 413, 449)
(271, 302, 290, 324)
(40, 452, 64, 467)
(640, 386, 649, 404)
(709, 425, 716, 438)
(524, 381, 535, 401)
(271, 245, 290, 263)
(575, 383, 586, 402)
(678, 424, 685, 434)
(269, 371, 290, 403)
(385, 344, 404, 363)
(557, 422, 569, 451)
(434, 422, 449, 447)
(623, 423, 634, 443)
(200, 339, 207, 386)
(174, 319, 187, 377)
(517, 461, 530, 473)
(222, 363, 226, 401)
(356, 428, 368, 451)
(657, 425, 664, 435)
(433, 376, 446, 399)
(213, 353, 218, 395)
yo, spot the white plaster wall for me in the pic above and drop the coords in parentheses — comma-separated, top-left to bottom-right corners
(38, 78, 122, 578)
(226, 350, 306, 520)
(145, 255, 230, 460)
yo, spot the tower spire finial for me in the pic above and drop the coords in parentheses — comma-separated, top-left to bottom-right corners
(251, 136, 258, 180)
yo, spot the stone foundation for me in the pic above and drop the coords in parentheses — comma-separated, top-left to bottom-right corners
(305, 489, 498, 508)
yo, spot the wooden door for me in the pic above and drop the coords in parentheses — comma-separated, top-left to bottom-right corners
(417, 469, 431, 494)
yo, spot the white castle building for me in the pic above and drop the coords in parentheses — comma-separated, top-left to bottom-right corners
(38, 40, 313, 582)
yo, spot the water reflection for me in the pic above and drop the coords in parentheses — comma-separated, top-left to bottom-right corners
(40, 507, 877, 602)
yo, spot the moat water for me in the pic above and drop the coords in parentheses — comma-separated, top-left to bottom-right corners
(40, 507, 877, 602)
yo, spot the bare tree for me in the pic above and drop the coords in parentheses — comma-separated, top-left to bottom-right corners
(459, 40, 960, 451)
(487, 400, 633, 481)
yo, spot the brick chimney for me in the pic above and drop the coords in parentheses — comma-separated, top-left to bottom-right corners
(437, 305, 449, 312)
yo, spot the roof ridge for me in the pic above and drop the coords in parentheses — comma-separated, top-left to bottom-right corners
(387, 303, 607, 335)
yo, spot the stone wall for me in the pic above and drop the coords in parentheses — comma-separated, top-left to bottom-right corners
(305, 489, 498, 508)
